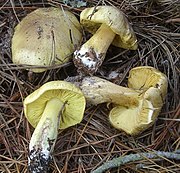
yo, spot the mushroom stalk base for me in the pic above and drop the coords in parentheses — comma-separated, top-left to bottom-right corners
(28, 98, 64, 173)
(74, 23, 116, 74)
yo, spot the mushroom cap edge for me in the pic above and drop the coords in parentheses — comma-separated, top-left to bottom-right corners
(24, 80, 86, 129)
(80, 5, 138, 50)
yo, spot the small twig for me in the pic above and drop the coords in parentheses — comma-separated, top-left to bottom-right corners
(91, 150, 180, 173)
(166, 18, 180, 23)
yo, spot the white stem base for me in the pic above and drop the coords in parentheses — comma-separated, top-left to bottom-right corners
(28, 98, 64, 173)
(74, 23, 115, 74)
(74, 45, 102, 74)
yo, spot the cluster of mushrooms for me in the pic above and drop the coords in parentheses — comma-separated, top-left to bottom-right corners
(11, 6, 168, 173)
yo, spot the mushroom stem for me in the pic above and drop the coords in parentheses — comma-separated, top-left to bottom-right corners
(79, 76, 141, 107)
(74, 23, 116, 74)
(28, 98, 64, 173)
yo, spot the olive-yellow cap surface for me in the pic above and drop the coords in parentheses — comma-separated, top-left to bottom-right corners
(128, 66, 168, 99)
(12, 7, 82, 72)
(24, 81, 86, 129)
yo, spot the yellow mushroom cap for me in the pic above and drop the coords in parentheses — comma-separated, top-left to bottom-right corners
(80, 6, 137, 50)
(128, 66, 168, 99)
(12, 7, 82, 72)
(24, 81, 86, 129)
(109, 66, 168, 135)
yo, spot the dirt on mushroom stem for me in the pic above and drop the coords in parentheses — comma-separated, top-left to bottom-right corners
(28, 98, 64, 173)
(73, 23, 116, 75)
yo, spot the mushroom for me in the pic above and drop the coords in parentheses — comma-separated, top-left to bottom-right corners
(12, 7, 82, 73)
(24, 81, 86, 172)
(74, 66, 167, 135)
(73, 5, 137, 74)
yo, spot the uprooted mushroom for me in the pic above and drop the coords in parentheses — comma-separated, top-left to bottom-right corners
(68, 66, 168, 135)
(24, 81, 86, 172)
(73, 6, 137, 74)
(12, 7, 82, 73)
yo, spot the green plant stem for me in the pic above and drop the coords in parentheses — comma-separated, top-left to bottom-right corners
(91, 150, 180, 173)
